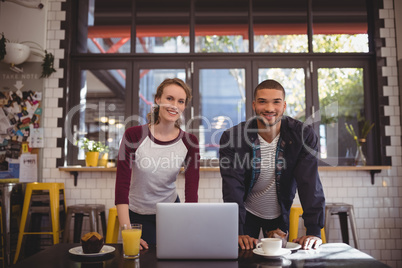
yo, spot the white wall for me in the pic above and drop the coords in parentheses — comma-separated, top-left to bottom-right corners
(0, 0, 48, 62)
(0, 0, 401, 267)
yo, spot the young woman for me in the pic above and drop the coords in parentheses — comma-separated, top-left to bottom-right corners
(115, 78, 200, 249)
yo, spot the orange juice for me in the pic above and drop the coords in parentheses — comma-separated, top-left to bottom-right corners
(122, 228, 142, 257)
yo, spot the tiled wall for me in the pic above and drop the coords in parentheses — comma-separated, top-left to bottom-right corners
(42, 0, 401, 267)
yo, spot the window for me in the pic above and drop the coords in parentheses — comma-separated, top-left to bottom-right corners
(312, 0, 369, 53)
(78, 0, 132, 54)
(195, 0, 249, 53)
(76, 68, 127, 162)
(65, 61, 131, 166)
(65, 0, 380, 166)
(198, 68, 246, 158)
(253, 0, 308, 53)
(316, 63, 370, 166)
(136, 0, 190, 53)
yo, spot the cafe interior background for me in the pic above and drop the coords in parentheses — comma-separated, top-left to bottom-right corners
(0, 0, 401, 266)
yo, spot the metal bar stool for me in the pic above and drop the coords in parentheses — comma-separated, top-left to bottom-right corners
(105, 206, 119, 243)
(13, 183, 66, 264)
(63, 204, 107, 243)
(289, 205, 326, 243)
(325, 203, 359, 248)
(0, 205, 21, 267)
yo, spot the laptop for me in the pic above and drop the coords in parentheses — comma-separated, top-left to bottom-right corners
(156, 202, 239, 259)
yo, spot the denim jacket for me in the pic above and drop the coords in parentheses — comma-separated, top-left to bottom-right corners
(219, 116, 325, 237)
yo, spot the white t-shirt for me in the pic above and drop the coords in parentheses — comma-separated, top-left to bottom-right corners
(129, 135, 188, 215)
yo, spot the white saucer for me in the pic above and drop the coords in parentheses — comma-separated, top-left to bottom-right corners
(253, 248, 291, 258)
(69, 245, 115, 256)
(286, 242, 301, 251)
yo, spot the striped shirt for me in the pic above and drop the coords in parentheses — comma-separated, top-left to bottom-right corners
(245, 134, 281, 219)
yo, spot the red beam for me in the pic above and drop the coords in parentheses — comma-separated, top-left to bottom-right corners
(88, 23, 367, 39)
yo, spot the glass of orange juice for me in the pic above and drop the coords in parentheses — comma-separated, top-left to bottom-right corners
(121, 223, 142, 259)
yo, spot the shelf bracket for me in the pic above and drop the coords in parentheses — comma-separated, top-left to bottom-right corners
(370, 170, 381, 185)
(70, 171, 79, 186)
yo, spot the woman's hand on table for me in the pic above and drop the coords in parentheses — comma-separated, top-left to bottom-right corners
(238, 235, 258, 250)
(140, 239, 149, 250)
(293, 235, 322, 250)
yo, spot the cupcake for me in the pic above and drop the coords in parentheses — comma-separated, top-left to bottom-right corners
(81, 232, 104, 254)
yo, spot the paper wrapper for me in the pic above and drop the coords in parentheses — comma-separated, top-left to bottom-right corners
(266, 228, 288, 248)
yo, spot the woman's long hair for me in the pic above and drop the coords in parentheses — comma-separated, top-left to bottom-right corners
(146, 78, 192, 128)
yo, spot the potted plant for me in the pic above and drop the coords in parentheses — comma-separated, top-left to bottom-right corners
(79, 138, 108, 167)
(0, 32, 56, 78)
(97, 142, 110, 167)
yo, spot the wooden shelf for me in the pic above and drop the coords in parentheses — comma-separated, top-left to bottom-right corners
(59, 166, 116, 186)
(59, 165, 391, 186)
(318, 165, 391, 184)
(59, 166, 117, 172)
(317, 166, 390, 171)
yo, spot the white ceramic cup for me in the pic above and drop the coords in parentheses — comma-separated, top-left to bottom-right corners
(256, 238, 282, 254)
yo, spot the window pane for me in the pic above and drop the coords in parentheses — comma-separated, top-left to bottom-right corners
(195, 0, 249, 53)
(312, 0, 368, 52)
(198, 69, 246, 158)
(258, 68, 306, 121)
(135, 0, 190, 53)
(318, 68, 364, 165)
(253, 0, 308, 53)
(138, 69, 187, 125)
(76, 69, 127, 162)
(78, 0, 132, 53)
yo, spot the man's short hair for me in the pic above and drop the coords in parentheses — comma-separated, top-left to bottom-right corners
(254, 79, 286, 99)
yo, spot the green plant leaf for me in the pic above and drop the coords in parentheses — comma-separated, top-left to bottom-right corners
(41, 50, 56, 78)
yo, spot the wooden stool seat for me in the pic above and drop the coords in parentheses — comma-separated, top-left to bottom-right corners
(289, 205, 326, 243)
(63, 204, 106, 243)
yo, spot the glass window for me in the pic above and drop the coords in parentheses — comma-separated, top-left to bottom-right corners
(258, 68, 306, 121)
(78, 0, 132, 53)
(198, 68, 246, 158)
(135, 0, 190, 53)
(74, 69, 127, 163)
(312, 0, 368, 53)
(68, 0, 379, 166)
(253, 0, 308, 53)
(318, 68, 364, 165)
(195, 0, 249, 53)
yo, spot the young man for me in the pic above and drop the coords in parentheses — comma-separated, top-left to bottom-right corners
(219, 79, 325, 250)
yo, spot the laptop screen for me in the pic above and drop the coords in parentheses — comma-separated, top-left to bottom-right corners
(156, 203, 239, 259)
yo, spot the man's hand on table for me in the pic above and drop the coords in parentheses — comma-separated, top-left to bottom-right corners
(238, 235, 258, 250)
(292, 235, 322, 250)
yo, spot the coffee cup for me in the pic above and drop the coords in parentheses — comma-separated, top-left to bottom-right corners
(256, 238, 282, 254)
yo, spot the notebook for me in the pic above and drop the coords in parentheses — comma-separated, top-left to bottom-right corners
(156, 202, 239, 259)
